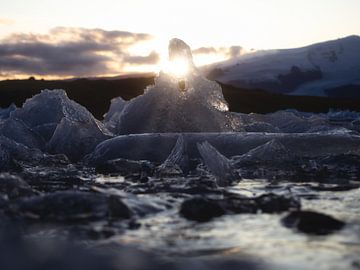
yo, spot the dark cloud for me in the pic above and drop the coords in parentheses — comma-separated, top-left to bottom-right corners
(0, 27, 154, 77)
(192, 47, 217, 54)
(192, 45, 245, 59)
(228, 46, 244, 58)
(124, 51, 160, 65)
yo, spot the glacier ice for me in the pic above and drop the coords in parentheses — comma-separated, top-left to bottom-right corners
(47, 117, 110, 161)
(197, 141, 237, 186)
(0, 146, 10, 172)
(326, 109, 360, 122)
(87, 132, 360, 165)
(0, 38, 359, 169)
(157, 135, 190, 176)
(9, 89, 111, 161)
(0, 135, 44, 164)
(0, 117, 45, 150)
(234, 139, 295, 163)
(103, 97, 127, 133)
(0, 103, 16, 121)
(109, 39, 240, 134)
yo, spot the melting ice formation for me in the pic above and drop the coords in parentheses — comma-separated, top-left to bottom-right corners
(1, 38, 360, 183)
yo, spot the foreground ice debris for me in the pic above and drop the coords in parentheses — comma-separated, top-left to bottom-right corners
(8, 90, 111, 161)
(157, 135, 190, 176)
(0, 118, 45, 150)
(197, 141, 238, 186)
(112, 38, 240, 134)
(87, 132, 360, 165)
(236, 139, 296, 163)
(0, 103, 16, 121)
(103, 96, 127, 133)
(0, 136, 43, 165)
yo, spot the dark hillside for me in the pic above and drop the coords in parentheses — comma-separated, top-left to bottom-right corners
(1, 77, 360, 120)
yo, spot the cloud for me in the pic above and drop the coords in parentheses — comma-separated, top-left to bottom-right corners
(124, 51, 160, 65)
(0, 27, 154, 78)
(192, 47, 218, 54)
(228, 46, 244, 58)
(192, 45, 245, 59)
(0, 27, 246, 78)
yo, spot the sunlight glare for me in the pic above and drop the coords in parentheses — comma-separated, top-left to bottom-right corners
(162, 57, 189, 78)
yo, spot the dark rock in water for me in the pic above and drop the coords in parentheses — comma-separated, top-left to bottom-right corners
(0, 173, 36, 200)
(180, 193, 300, 222)
(11, 191, 132, 222)
(311, 183, 360, 192)
(255, 193, 301, 213)
(95, 158, 155, 176)
(281, 210, 345, 235)
(180, 197, 226, 222)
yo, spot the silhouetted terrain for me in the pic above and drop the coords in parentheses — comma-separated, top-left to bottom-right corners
(1, 77, 360, 120)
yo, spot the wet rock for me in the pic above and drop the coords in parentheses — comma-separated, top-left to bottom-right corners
(181, 193, 300, 222)
(180, 197, 226, 222)
(95, 158, 155, 176)
(0, 173, 36, 200)
(11, 191, 132, 222)
(281, 210, 345, 235)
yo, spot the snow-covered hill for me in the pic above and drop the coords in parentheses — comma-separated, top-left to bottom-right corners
(205, 36, 360, 97)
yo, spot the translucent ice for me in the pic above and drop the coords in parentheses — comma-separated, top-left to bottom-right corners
(110, 38, 240, 134)
(0, 118, 45, 150)
(236, 139, 295, 163)
(103, 97, 127, 133)
(0, 103, 16, 121)
(326, 109, 360, 121)
(0, 135, 43, 163)
(197, 141, 237, 186)
(0, 146, 10, 172)
(87, 132, 360, 165)
(10, 89, 111, 160)
(157, 135, 190, 175)
(47, 117, 111, 161)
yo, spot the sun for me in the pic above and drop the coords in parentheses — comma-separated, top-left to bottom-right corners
(162, 57, 189, 78)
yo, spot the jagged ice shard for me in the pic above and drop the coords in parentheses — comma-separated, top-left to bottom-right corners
(112, 38, 240, 134)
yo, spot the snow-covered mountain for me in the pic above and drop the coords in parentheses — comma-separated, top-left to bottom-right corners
(205, 35, 360, 97)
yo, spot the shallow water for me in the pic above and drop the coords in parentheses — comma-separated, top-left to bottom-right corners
(107, 179, 360, 270)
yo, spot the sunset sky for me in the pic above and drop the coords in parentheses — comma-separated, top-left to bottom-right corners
(0, 0, 359, 79)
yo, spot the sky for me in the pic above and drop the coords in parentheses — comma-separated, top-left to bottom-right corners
(0, 0, 359, 79)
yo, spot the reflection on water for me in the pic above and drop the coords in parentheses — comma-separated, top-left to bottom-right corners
(113, 179, 360, 270)
(95, 175, 125, 184)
